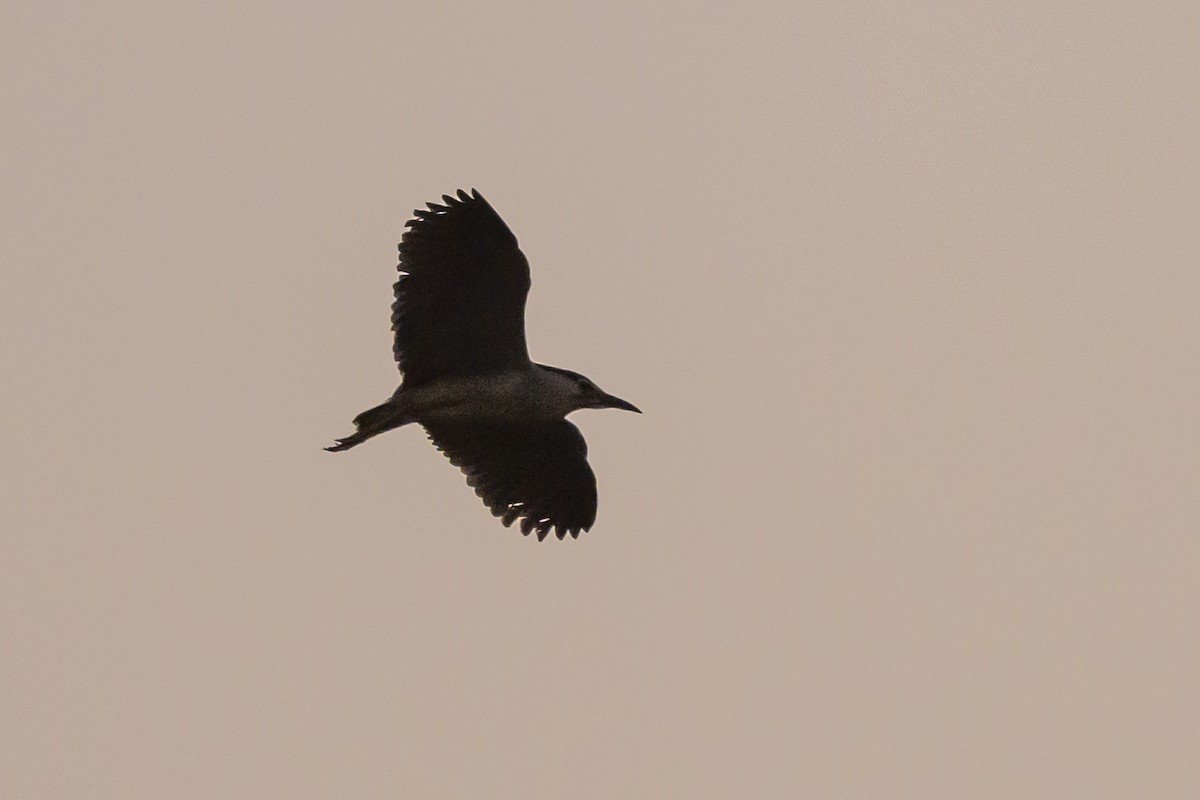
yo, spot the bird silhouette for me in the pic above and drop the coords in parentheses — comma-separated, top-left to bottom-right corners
(327, 189, 639, 540)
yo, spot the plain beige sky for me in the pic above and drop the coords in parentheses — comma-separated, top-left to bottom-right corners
(3, 2, 1197, 797)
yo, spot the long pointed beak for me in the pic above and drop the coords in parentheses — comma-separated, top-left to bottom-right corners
(599, 392, 641, 413)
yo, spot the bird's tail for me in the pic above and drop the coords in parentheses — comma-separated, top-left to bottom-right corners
(325, 400, 411, 452)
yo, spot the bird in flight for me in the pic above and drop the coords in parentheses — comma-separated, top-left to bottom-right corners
(327, 189, 640, 540)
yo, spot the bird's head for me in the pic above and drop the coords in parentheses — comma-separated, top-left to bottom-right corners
(541, 366, 641, 416)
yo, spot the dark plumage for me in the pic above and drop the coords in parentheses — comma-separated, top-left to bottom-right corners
(328, 189, 639, 540)
(391, 191, 531, 385)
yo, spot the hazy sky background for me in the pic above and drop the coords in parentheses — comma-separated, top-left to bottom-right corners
(3, 2, 1197, 797)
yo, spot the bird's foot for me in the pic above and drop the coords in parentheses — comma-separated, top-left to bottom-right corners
(324, 432, 366, 452)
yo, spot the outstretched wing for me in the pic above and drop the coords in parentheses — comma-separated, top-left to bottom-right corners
(392, 189, 531, 386)
(424, 421, 598, 540)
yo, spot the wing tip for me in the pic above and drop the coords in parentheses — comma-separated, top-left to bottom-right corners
(497, 509, 591, 542)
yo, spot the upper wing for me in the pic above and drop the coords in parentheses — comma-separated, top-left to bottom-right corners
(392, 189, 531, 386)
(424, 420, 598, 541)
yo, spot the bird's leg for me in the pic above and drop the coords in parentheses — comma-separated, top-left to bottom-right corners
(325, 399, 411, 452)
(325, 431, 371, 452)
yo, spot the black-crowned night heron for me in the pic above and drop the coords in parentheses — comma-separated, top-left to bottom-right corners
(327, 189, 639, 540)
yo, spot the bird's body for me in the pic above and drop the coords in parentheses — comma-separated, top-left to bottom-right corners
(400, 366, 594, 423)
(327, 189, 639, 540)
